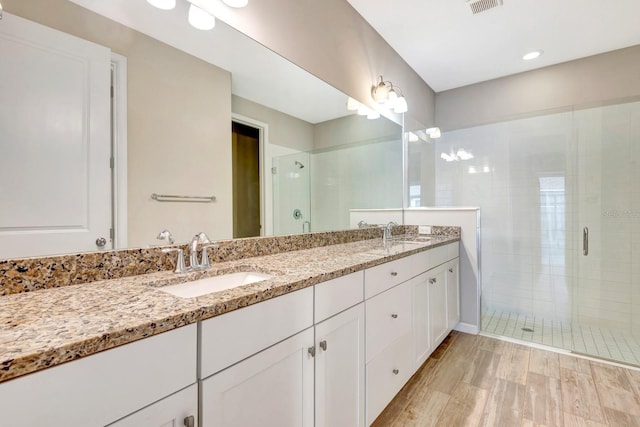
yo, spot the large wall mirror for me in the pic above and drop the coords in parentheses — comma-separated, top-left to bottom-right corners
(0, 0, 403, 259)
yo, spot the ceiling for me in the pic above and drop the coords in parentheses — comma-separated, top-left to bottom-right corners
(346, 0, 640, 92)
(70, 0, 350, 124)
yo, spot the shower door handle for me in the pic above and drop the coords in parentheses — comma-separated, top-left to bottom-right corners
(583, 227, 589, 256)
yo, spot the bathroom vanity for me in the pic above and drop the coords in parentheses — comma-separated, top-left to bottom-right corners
(0, 231, 459, 427)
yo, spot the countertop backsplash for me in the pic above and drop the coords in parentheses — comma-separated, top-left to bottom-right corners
(0, 225, 456, 296)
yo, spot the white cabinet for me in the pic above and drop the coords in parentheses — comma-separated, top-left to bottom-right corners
(365, 280, 413, 425)
(366, 333, 414, 425)
(446, 259, 460, 330)
(200, 328, 315, 427)
(199, 287, 314, 378)
(0, 324, 197, 427)
(428, 265, 448, 350)
(108, 384, 198, 427)
(365, 280, 412, 363)
(315, 303, 365, 427)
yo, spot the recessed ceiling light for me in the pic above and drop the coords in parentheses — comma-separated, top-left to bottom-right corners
(522, 50, 543, 61)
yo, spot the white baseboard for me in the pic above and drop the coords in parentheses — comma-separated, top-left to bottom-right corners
(454, 322, 479, 335)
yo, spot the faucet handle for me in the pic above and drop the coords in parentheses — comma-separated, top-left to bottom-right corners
(200, 243, 219, 269)
(162, 248, 187, 273)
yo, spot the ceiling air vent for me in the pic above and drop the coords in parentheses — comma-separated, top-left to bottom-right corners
(467, 0, 503, 15)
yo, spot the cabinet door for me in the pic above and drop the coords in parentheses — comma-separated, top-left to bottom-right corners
(411, 272, 431, 369)
(201, 328, 314, 427)
(315, 304, 365, 427)
(107, 384, 197, 427)
(446, 259, 460, 330)
(428, 267, 448, 350)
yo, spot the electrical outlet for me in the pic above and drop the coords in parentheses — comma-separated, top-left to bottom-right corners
(418, 225, 431, 235)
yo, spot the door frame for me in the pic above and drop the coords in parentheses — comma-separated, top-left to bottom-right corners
(231, 114, 269, 236)
(111, 53, 128, 249)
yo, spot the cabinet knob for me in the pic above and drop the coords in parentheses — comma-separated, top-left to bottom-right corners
(391, 313, 398, 319)
(449, 268, 454, 273)
(184, 415, 195, 427)
(429, 278, 437, 284)
(390, 271, 398, 277)
(308, 346, 316, 357)
(320, 340, 327, 351)
(392, 369, 399, 375)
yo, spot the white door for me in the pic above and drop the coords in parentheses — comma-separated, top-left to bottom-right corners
(200, 328, 315, 427)
(0, 13, 112, 259)
(315, 303, 365, 427)
(107, 385, 198, 427)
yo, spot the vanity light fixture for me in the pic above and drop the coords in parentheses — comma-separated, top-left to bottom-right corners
(522, 49, 543, 61)
(371, 75, 408, 114)
(222, 0, 249, 7)
(147, 0, 177, 10)
(188, 3, 216, 30)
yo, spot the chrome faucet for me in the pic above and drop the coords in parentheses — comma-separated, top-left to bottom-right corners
(189, 232, 218, 269)
(156, 229, 174, 244)
(383, 221, 398, 244)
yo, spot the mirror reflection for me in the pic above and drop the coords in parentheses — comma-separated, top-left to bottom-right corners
(0, 0, 402, 260)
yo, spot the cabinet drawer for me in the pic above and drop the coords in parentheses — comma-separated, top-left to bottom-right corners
(365, 333, 414, 425)
(200, 287, 313, 378)
(448, 241, 459, 259)
(365, 255, 415, 299)
(365, 281, 412, 363)
(315, 271, 364, 323)
(427, 242, 458, 270)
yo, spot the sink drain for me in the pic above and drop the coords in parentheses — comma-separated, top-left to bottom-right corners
(521, 327, 534, 332)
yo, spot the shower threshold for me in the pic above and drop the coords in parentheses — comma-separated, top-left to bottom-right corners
(482, 309, 640, 368)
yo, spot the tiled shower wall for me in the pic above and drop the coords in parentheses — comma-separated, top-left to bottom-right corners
(435, 101, 640, 343)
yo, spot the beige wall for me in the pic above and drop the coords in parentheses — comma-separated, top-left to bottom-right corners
(4, 0, 233, 245)
(436, 45, 640, 131)
(313, 114, 401, 151)
(232, 95, 314, 152)
(198, 0, 436, 129)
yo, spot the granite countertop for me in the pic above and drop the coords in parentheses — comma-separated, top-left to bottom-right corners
(0, 235, 458, 383)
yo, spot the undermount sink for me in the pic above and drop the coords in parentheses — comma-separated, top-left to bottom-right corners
(160, 271, 273, 298)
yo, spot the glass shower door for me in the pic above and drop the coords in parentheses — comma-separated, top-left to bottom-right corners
(272, 152, 311, 235)
(572, 101, 640, 365)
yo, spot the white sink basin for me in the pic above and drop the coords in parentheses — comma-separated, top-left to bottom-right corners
(160, 271, 273, 298)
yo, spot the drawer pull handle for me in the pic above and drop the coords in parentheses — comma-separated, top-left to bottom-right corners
(449, 268, 453, 273)
(320, 340, 327, 351)
(429, 278, 437, 284)
(184, 415, 195, 427)
(308, 346, 316, 357)
(390, 271, 398, 276)
(391, 313, 398, 319)
(392, 369, 399, 375)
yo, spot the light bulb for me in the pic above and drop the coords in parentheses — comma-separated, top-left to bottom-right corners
(393, 96, 408, 113)
(147, 0, 176, 10)
(188, 4, 216, 30)
(222, 0, 249, 7)
(426, 127, 441, 139)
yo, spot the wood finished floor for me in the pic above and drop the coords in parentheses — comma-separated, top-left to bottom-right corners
(372, 331, 640, 427)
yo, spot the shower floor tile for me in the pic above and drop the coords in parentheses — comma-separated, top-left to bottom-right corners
(482, 309, 640, 366)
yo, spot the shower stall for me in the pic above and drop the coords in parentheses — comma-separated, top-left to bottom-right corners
(272, 137, 403, 234)
(435, 100, 640, 366)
